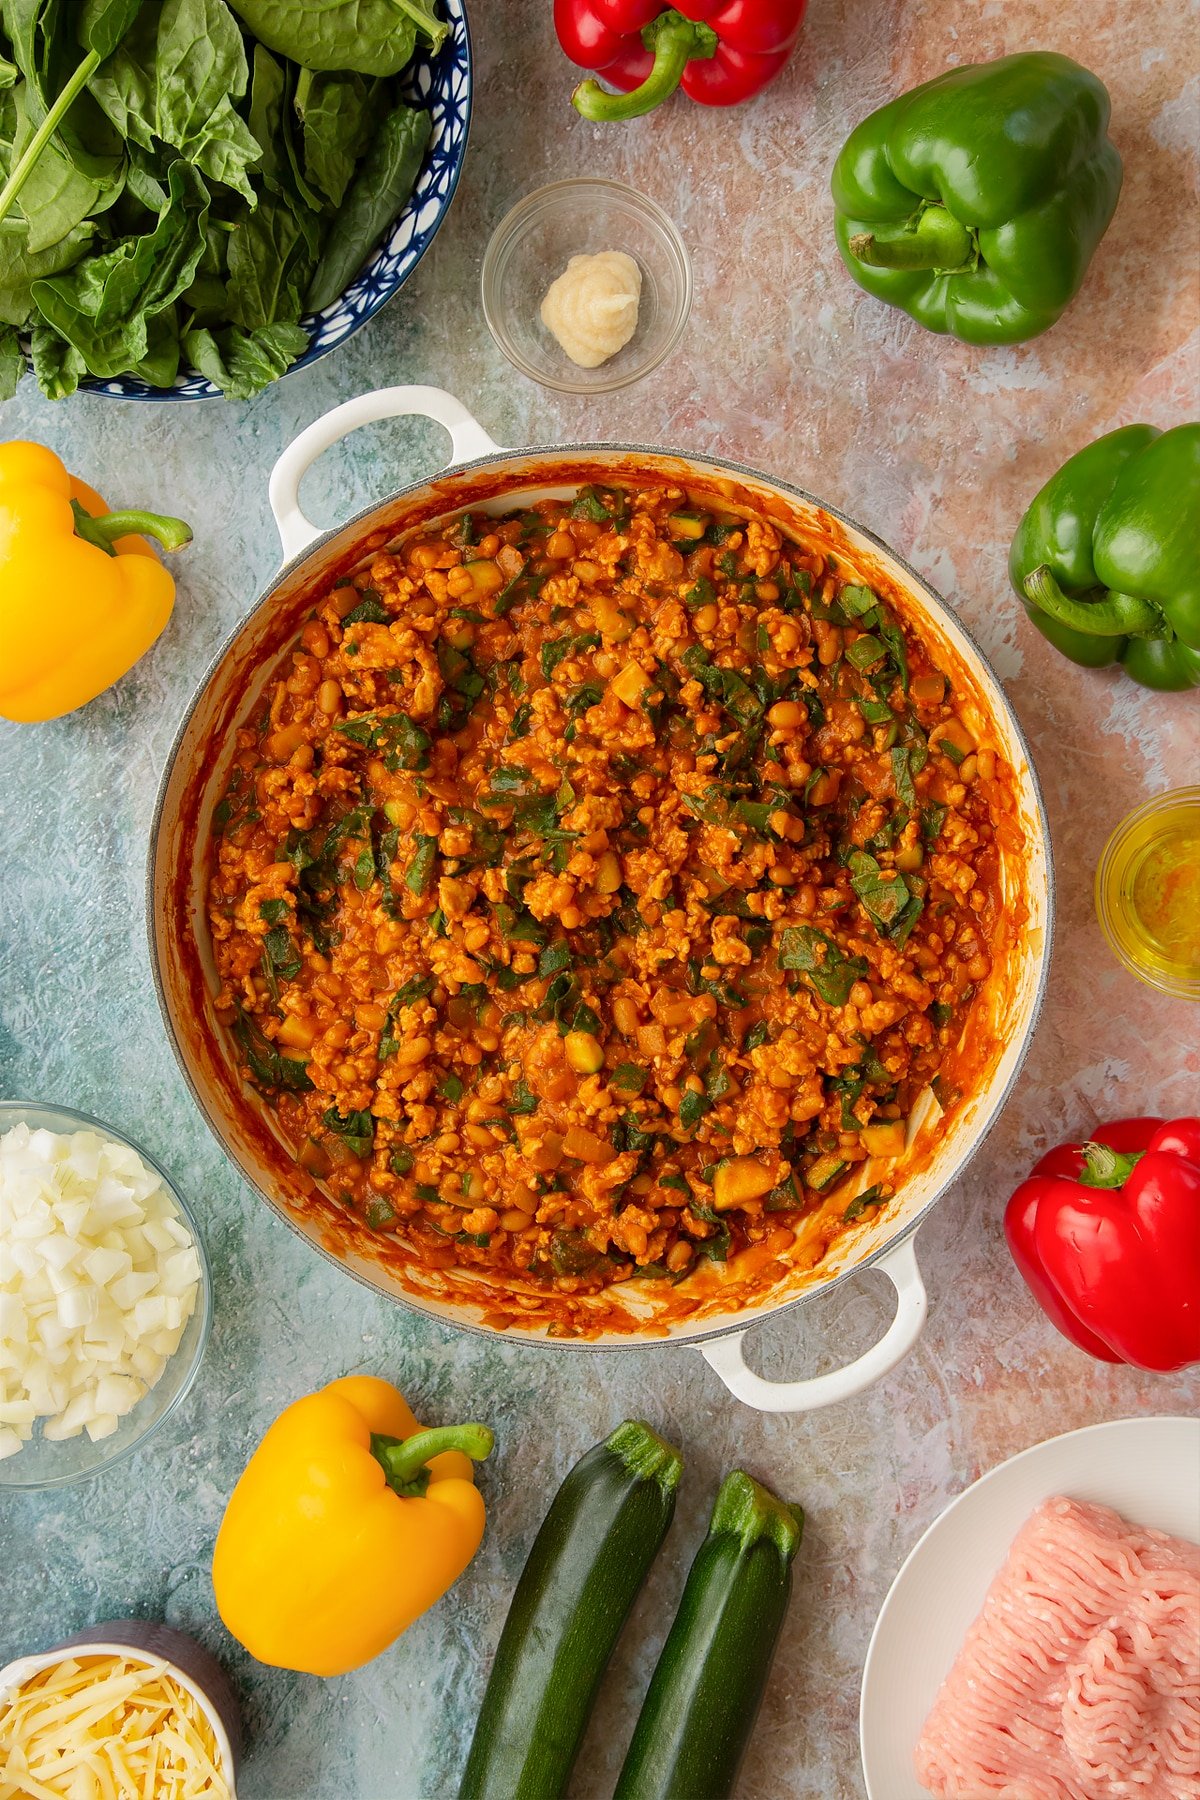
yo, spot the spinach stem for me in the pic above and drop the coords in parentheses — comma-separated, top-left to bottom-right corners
(388, 0, 450, 51)
(0, 49, 102, 228)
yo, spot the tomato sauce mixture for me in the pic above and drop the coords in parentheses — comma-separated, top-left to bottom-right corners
(208, 481, 1019, 1309)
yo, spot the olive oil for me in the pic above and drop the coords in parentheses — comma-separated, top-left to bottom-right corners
(1095, 787, 1200, 999)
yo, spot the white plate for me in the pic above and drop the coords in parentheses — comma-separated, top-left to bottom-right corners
(859, 1415, 1200, 1799)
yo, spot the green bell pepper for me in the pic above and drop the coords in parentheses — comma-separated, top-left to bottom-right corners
(831, 53, 1123, 345)
(1009, 424, 1200, 692)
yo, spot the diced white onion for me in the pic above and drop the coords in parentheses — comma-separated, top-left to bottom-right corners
(0, 1124, 201, 1460)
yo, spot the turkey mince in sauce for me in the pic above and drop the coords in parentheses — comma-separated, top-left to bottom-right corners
(207, 479, 1022, 1322)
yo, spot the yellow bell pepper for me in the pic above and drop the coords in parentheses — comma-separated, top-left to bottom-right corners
(212, 1375, 494, 1677)
(0, 440, 191, 723)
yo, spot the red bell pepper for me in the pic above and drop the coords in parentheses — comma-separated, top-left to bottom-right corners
(555, 1, 807, 122)
(1004, 1116, 1200, 1372)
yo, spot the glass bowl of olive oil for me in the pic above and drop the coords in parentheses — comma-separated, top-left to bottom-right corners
(1095, 786, 1200, 999)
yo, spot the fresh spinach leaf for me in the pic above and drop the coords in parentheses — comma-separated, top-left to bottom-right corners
(181, 317, 307, 398)
(227, 186, 318, 329)
(0, 322, 21, 397)
(0, 219, 94, 327)
(90, 0, 262, 202)
(78, 0, 146, 63)
(31, 159, 209, 378)
(306, 100, 430, 310)
(28, 322, 84, 396)
(245, 40, 286, 189)
(229, 0, 447, 72)
(8, 83, 105, 252)
(293, 65, 375, 207)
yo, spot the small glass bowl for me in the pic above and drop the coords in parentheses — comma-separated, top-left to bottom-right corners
(0, 1101, 212, 1490)
(481, 178, 692, 394)
(1094, 786, 1200, 1001)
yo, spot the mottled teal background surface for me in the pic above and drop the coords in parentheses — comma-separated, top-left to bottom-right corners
(2, 2, 1198, 1796)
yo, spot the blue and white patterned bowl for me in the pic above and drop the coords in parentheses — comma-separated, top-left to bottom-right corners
(71, 1, 472, 401)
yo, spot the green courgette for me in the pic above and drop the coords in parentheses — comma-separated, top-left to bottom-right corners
(613, 1470, 804, 1800)
(458, 1419, 683, 1800)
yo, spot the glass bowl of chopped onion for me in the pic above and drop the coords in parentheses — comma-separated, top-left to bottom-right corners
(0, 1101, 212, 1490)
(481, 177, 692, 393)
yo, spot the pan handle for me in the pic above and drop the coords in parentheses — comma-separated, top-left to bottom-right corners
(699, 1235, 928, 1414)
(268, 386, 504, 562)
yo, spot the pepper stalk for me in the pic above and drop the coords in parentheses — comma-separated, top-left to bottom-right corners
(848, 204, 975, 273)
(573, 10, 718, 121)
(371, 1424, 495, 1497)
(1023, 566, 1167, 639)
(1077, 1141, 1146, 1189)
(70, 501, 193, 558)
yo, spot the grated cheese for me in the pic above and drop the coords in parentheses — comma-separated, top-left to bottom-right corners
(0, 1654, 231, 1800)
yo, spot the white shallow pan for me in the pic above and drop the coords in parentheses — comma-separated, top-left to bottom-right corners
(149, 386, 1053, 1413)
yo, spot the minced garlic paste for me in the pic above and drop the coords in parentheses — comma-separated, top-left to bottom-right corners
(540, 251, 641, 368)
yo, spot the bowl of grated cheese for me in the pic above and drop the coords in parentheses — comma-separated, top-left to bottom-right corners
(0, 1101, 212, 1489)
(0, 1621, 240, 1798)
